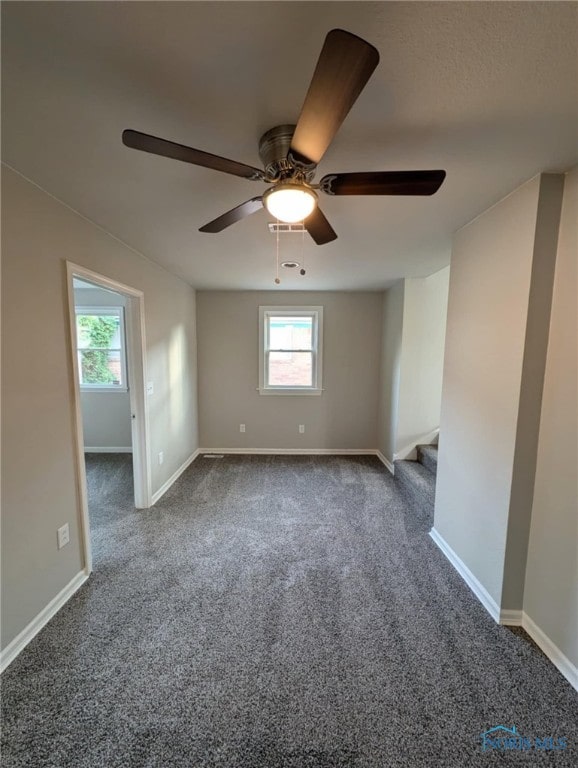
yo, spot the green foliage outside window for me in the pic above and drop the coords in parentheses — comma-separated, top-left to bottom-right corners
(77, 315, 119, 385)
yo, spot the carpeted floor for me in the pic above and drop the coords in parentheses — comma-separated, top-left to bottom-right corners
(1, 454, 576, 767)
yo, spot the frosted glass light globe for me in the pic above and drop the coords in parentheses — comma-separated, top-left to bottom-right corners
(263, 184, 317, 223)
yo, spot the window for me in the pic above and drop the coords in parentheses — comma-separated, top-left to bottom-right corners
(75, 307, 127, 391)
(259, 306, 323, 395)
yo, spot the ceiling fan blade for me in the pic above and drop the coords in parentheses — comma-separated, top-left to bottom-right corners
(122, 130, 265, 181)
(304, 207, 338, 245)
(290, 29, 379, 166)
(320, 170, 446, 196)
(199, 197, 264, 233)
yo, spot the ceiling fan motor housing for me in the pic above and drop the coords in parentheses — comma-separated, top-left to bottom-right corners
(122, 29, 445, 247)
(258, 125, 315, 181)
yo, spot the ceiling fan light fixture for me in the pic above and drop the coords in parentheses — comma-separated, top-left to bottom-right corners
(263, 183, 317, 223)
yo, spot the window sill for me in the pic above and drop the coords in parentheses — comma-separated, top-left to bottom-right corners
(258, 388, 323, 396)
(80, 387, 128, 394)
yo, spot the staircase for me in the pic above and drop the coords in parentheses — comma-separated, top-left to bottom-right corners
(394, 444, 438, 518)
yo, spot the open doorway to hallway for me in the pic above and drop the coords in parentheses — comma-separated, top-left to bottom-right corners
(73, 277, 135, 563)
(67, 263, 151, 574)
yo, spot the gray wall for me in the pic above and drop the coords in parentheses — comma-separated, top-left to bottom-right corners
(377, 282, 404, 462)
(396, 267, 449, 456)
(74, 284, 132, 450)
(500, 175, 565, 608)
(79, 393, 132, 450)
(433, 173, 564, 607)
(197, 291, 382, 450)
(1, 167, 199, 650)
(524, 167, 578, 668)
(376, 269, 449, 465)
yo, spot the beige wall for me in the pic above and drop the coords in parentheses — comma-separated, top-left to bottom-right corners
(524, 167, 578, 668)
(396, 267, 449, 456)
(377, 282, 404, 462)
(1, 167, 199, 650)
(433, 174, 563, 606)
(197, 291, 382, 450)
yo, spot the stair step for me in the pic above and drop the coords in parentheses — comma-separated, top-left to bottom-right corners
(417, 444, 438, 475)
(394, 459, 436, 516)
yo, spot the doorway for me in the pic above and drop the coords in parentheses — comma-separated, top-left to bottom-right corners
(66, 262, 151, 573)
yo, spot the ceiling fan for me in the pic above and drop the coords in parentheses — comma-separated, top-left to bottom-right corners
(122, 29, 446, 245)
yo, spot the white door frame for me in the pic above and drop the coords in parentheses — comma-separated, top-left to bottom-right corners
(66, 262, 152, 574)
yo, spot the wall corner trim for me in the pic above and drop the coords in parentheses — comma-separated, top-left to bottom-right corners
(151, 449, 200, 506)
(499, 609, 523, 626)
(376, 450, 395, 474)
(429, 528, 501, 622)
(0, 569, 89, 673)
(516, 613, 577, 692)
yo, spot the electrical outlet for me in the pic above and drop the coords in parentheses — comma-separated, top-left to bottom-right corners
(147, 381, 154, 396)
(299, 424, 305, 434)
(240, 424, 246, 433)
(57, 523, 70, 550)
(158, 451, 164, 465)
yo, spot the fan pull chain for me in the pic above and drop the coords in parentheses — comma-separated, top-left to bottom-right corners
(274, 218, 280, 284)
(300, 223, 306, 276)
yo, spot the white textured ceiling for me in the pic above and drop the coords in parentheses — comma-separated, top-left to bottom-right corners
(2, 2, 577, 290)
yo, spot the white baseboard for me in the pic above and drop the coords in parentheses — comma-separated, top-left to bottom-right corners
(505, 612, 577, 692)
(429, 527, 501, 622)
(198, 448, 378, 456)
(394, 428, 439, 461)
(0, 569, 89, 673)
(151, 449, 200, 505)
(430, 528, 577, 692)
(376, 450, 395, 475)
(84, 447, 132, 453)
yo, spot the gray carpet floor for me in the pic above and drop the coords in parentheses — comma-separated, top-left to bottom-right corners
(1, 454, 576, 767)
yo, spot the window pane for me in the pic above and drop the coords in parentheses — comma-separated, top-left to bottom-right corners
(77, 314, 121, 350)
(269, 317, 312, 350)
(268, 351, 312, 386)
(79, 350, 122, 386)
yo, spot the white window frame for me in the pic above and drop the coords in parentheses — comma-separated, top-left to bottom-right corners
(259, 306, 323, 396)
(75, 306, 128, 393)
